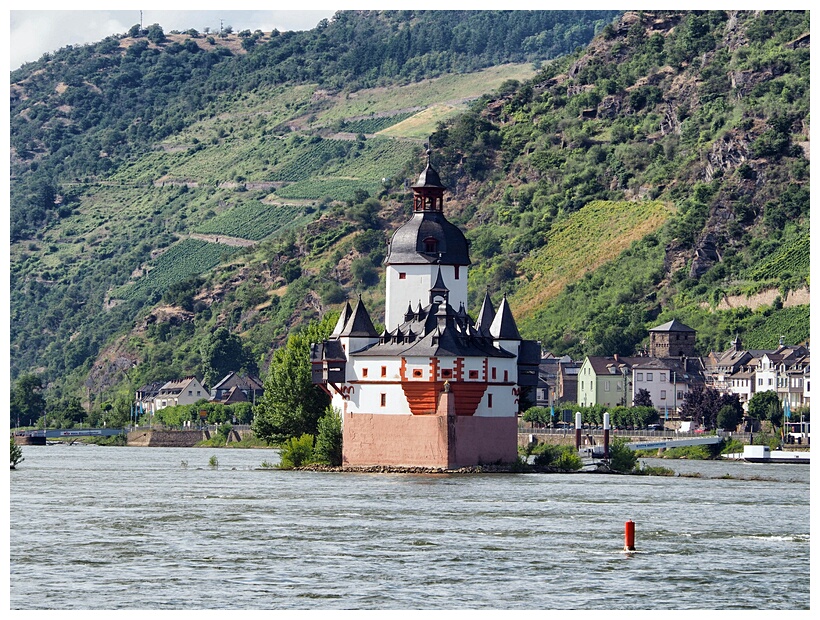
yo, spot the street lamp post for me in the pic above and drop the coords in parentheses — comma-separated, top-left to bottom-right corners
(622, 367, 629, 407)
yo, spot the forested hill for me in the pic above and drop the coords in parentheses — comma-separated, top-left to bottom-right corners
(10, 9, 617, 239)
(424, 10, 810, 358)
(9, 10, 810, 419)
(9, 10, 619, 399)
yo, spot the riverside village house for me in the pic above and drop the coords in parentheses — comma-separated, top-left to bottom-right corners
(310, 150, 540, 468)
(574, 317, 809, 423)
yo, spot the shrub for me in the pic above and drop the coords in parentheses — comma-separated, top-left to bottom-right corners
(314, 407, 342, 466)
(608, 438, 638, 473)
(533, 444, 583, 471)
(553, 448, 583, 472)
(635, 463, 675, 476)
(278, 434, 315, 468)
(11, 437, 24, 469)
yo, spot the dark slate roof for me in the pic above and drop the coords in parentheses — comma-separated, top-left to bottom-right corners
(649, 319, 696, 332)
(219, 386, 248, 404)
(331, 300, 353, 337)
(339, 297, 379, 338)
(474, 291, 495, 337)
(212, 371, 263, 391)
(412, 162, 445, 189)
(310, 339, 347, 363)
(137, 381, 163, 396)
(585, 356, 644, 375)
(352, 299, 514, 359)
(518, 340, 542, 365)
(490, 295, 521, 340)
(385, 210, 471, 266)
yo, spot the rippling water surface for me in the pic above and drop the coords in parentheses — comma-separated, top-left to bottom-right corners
(9, 445, 810, 610)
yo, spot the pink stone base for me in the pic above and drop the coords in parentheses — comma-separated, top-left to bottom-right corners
(342, 413, 517, 469)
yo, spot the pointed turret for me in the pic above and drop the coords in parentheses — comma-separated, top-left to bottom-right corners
(429, 267, 449, 305)
(340, 295, 379, 338)
(383, 148, 469, 331)
(490, 294, 521, 340)
(410, 147, 446, 212)
(474, 290, 495, 336)
(331, 299, 354, 337)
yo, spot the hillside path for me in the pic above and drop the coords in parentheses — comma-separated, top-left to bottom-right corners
(187, 233, 257, 247)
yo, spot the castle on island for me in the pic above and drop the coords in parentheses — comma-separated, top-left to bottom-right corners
(310, 152, 540, 468)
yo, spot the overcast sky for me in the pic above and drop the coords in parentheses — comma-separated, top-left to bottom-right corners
(9, 8, 338, 71)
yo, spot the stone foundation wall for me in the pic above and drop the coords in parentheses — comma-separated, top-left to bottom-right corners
(343, 413, 449, 468)
(342, 412, 518, 469)
(451, 416, 518, 467)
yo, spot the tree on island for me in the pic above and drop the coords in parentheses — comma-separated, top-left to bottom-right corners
(251, 313, 337, 444)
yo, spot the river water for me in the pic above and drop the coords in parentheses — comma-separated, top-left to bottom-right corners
(9, 444, 811, 610)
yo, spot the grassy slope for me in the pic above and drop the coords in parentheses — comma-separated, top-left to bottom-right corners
(512, 200, 674, 318)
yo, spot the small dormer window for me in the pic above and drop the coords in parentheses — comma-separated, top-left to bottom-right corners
(423, 237, 438, 253)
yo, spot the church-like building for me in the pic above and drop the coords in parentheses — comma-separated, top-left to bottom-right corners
(310, 151, 540, 469)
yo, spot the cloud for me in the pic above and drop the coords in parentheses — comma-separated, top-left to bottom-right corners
(10, 10, 335, 70)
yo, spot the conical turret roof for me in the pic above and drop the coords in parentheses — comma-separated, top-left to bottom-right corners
(490, 294, 521, 340)
(331, 299, 353, 337)
(339, 296, 379, 338)
(474, 290, 495, 336)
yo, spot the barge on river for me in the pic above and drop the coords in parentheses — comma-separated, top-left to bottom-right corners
(723, 445, 810, 464)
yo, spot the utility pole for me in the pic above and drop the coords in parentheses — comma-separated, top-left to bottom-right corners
(673, 371, 677, 418)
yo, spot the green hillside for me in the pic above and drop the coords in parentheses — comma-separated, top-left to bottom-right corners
(9, 10, 810, 421)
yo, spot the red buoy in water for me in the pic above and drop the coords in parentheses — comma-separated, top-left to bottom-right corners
(624, 520, 636, 551)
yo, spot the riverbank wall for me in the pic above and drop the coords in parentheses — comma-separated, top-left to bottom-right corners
(127, 430, 206, 447)
(126, 428, 253, 447)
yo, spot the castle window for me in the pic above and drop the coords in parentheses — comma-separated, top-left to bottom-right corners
(380, 393, 386, 407)
(454, 266, 460, 280)
(381, 366, 387, 377)
(362, 368, 368, 378)
(491, 367, 497, 380)
(399, 272, 406, 280)
(488, 394, 493, 408)
(442, 369, 452, 378)
(647, 373, 653, 381)
(423, 237, 438, 253)
(469, 370, 479, 379)
(504, 370, 508, 382)
(413, 369, 423, 378)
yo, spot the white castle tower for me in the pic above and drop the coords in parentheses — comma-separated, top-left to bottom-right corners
(384, 149, 470, 331)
